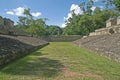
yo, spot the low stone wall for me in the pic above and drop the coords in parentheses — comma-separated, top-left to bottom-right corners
(89, 25, 120, 36)
(40, 35, 82, 42)
(0, 35, 49, 67)
(89, 28, 109, 36)
(117, 16, 120, 25)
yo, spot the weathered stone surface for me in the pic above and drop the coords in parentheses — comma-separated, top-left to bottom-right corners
(0, 16, 4, 26)
(117, 16, 120, 25)
(0, 16, 14, 34)
(106, 18, 117, 27)
(89, 16, 120, 36)
(4, 18, 14, 28)
(0, 34, 49, 66)
(73, 33, 120, 62)
(89, 28, 109, 36)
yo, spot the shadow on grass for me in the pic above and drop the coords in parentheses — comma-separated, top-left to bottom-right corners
(1, 51, 64, 78)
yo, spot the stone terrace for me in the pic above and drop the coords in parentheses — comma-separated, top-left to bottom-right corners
(73, 33, 120, 62)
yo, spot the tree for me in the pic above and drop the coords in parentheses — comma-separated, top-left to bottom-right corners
(63, 1, 119, 36)
(102, 0, 120, 11)
(79, 2, 86, 14)
(114, 0, 120, 11)
(44, 25, 62, 35)
(86, 0, 94, 15)
(16, 8, 46, 37)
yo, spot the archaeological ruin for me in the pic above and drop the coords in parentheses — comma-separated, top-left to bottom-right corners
(89, 16, 120, 36)
(0, 16, 14, 34)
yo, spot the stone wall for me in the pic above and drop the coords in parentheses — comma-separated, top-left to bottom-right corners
(0, 16, 14, 34)
(89, 16, 120, 36)
(0, 35, 49, 66)
(73, 33, 120, 62)
(89, 28, 109, 36)
(106, 18, 117, 27)
(117, 16, 120, 25)
(4, 18, 14, 28)
(0, 16, 4, 26)
(40, 35, 82, 42)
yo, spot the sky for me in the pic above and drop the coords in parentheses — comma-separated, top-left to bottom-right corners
(0, 0, 104, 27)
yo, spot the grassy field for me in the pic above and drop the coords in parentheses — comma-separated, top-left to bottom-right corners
(0, 42, 120, 80)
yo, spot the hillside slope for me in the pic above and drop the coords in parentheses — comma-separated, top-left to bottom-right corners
(73, 33, 120, 62)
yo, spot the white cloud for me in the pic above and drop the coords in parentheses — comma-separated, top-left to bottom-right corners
(61, 23, 67, 28)
(64, 4, 83, 21)
(92, 0, 99, 2)
(6, 11, 14, 15)
(61, 4, 83, 28)
(13, 7, 25, 16)
(91, 6, 96, 11)
(6, 7, 42, 17)
(6, 7, 25, 16)
(64, 13, 72, 21)
(31, 12, 41, 17)
(70, 4, 83, 15)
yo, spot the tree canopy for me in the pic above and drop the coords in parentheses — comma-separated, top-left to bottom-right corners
(62, 0, 120, 36)
(15, 0, 120, 37)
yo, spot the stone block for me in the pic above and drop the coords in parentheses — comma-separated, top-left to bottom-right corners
(0, 16, 4, 26)
(106, 18, 117, 27)
(117, 16, 120, 25)
(4, 18, 14, 28)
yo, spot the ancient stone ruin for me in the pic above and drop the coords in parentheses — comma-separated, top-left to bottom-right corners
(89, 16, 120, 36)
(0, 16, 14, 34)
(0, 16, 30, 36)
(74, 16, 120, 62)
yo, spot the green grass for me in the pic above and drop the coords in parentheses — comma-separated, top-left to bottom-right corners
(0, 42, 120, 80)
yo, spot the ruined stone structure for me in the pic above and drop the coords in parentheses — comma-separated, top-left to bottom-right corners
(106, 17, 117, 27)
(0, 16, 4, 26)
(89, 16, 120, 36)
(117, 16, 120, 25)
(0, 16, 14, 34)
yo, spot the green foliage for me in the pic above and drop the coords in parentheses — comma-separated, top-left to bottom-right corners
(16, 8, 63, 36)
(114, 0, 120, 11)
(44, 25, 63, 35)
(25, 24, 45, 37)
(102, 0, 120, 11)
(16, 8, 46, 37)
(63, 1, 119, 36)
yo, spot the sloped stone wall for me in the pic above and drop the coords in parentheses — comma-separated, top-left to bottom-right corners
(0, 35, 49, 66)
(74, 16, 120, 62)
(74, 33, 120, 62)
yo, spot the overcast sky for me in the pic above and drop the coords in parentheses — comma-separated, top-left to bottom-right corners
(0, 0, 103, 27)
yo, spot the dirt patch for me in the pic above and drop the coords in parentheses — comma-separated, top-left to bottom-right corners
(62, 68, 103, 80)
